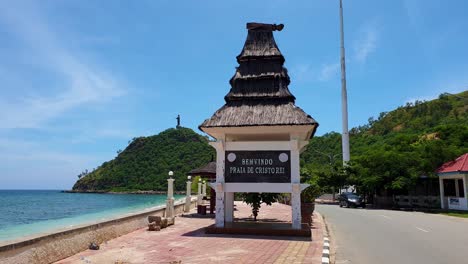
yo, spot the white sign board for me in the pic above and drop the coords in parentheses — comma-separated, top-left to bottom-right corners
(448, 197, 468, 210)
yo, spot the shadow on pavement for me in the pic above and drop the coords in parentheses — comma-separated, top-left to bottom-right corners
(181, 225, 313, 241)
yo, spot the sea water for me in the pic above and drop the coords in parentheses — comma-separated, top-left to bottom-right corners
(0, 190, 183, 243)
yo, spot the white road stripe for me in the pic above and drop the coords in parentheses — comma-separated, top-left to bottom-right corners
(415, 227, 429, 232)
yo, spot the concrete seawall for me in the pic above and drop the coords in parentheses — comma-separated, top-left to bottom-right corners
(0, 198, 197, 264)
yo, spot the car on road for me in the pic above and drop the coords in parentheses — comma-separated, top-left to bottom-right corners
(338, 192, 366, 208)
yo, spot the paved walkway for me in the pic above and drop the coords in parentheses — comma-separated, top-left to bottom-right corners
(57, 202, 324, 264)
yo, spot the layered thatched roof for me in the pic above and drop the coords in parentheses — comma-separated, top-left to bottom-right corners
(200, 22, 318, 130)
(188, 161, 216, 178)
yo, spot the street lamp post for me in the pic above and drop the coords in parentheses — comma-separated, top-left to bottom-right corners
(165, 171, 175, 218)
(185, 176, 192, 212)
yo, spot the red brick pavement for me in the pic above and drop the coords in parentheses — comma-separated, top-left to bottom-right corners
(56, 202, 324, 264)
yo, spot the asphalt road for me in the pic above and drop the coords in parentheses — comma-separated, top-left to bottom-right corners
(316, 204, 468, 264)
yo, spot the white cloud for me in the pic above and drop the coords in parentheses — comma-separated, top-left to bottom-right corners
(293, 22, 379, 83)
(0, 137, 105, 189)
(353, 22, 378, 63)
(318, 63, 340, 82)
(0, 2, 124, 129)
(0, 138, 91, 164)
(291, 63, 314, 82)
(291, 62, 340, 83)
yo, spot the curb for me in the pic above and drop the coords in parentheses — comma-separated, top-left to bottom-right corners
(321, 214, 331, 264)
(322, 237, 330, 264)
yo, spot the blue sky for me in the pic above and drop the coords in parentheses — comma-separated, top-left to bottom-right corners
(1, 0, 467, 189)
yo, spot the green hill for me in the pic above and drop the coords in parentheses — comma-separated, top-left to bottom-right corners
(301, 90, 468, 195)
(72, 127, 214, 192)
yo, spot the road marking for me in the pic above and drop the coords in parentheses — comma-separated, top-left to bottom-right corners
(415, 227, 429, 233)
(379, 214, 392, 220)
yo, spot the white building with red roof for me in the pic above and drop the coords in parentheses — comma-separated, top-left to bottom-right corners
(437, 153, 468, 210)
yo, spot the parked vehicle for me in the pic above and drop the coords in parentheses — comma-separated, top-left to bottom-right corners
(338, 192, 366, 208)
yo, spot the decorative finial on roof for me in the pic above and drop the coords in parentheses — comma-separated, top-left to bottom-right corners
(246, 22, 284, 31)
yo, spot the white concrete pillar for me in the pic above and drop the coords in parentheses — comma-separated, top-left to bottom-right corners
(290, 139, 302, 229)
(210, 139, 225, 228)
(197, 179, 203, 205)
(291, 184, 301, 229)
(166, 178, 175, 218)
(197, 179, 202, 194)
(185, 176, 192, 212)
(455, 179, 460, 197)
(225, 192, 234, 223)
(203, 181, 207, 196)
(439, 178, 445, 209)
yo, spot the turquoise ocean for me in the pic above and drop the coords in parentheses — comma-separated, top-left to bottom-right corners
(0, 190, 182, 243)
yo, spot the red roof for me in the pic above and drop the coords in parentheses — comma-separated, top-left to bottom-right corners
(437, 153, 468, 174)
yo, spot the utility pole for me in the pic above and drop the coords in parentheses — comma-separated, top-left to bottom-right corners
(339, 0, 350, 164)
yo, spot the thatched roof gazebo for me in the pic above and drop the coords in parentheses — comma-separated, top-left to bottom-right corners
(199, 22, 318, 233)
(188, 161, 216, 179)
(188, 161, 216, 214)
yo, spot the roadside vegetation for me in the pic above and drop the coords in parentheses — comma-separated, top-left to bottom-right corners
(441, 211, 468, 218)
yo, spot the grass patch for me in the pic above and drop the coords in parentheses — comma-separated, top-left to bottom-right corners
(441, 212, 468, 218)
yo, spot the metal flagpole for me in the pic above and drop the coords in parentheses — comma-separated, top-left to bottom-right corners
(339, 0, 350, 164)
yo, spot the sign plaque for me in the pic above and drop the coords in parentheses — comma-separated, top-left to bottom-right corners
(225, 151, 291, 183)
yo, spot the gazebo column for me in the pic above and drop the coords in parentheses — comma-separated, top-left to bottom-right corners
(210, 139, 226, 228)
(290, 139, 302, 229)
(439, 178, 445, 209)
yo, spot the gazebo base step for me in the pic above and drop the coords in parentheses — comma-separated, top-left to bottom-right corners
(205, 221, 311, 237)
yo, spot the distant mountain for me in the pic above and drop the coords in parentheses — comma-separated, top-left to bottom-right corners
(72, 128, 214, 192)
(301, 90, 468, 195)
